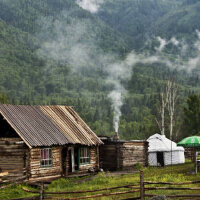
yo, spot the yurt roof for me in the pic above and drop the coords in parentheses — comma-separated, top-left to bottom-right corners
(147, 133, 184, 152)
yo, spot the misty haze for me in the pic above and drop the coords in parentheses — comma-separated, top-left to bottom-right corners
(1, 0, 200, 198)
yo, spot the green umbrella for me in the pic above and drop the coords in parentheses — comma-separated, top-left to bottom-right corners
(177, 136, 200, 147)
(178, 136, 200, 174)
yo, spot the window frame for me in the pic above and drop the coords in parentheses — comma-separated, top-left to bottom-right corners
(40, 147, 53, 167)
(79, 147, 90, 165)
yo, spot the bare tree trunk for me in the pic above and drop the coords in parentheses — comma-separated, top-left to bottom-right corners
(155, 117, 161, 133)
(156, 79, 178, 137)
(169, 114, 173, 140)
(161, 93, 165, 135)
(167, 78, 178, 140)
(157, 86, 169, 136)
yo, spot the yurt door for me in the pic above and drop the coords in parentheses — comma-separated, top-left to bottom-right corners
(157, 152, 164, 166)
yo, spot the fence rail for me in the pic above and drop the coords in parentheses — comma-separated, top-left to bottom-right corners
(22, 184, 140, 200)
(140, 171, 200, 199)
(1, 170, 200, 200)
(144, 180, 200, 185)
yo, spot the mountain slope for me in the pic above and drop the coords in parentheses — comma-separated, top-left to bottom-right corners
(149, 1, 200, 41)
(97, 0, 200, 44)
(96, 0, 180, 47)
(0, 0, 133, 52)
(0, 0, 200, 140)
(0, 0, 133, 101)
(0, 18, 45, 100)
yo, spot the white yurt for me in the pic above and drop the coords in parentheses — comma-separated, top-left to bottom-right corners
(147, 133, 185, 166)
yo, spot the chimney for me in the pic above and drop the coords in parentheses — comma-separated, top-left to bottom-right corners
(113, 132, 120, 141)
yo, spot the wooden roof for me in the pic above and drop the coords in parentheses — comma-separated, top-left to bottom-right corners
(0, 105, 103, 148)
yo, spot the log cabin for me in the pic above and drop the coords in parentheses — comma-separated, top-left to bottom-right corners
(99, 135, 148, 171)
(0, 105, 103, 182)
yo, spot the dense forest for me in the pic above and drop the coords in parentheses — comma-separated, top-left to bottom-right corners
(1, 0, 200, 141)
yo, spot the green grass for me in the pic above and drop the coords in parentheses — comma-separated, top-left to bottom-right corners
(1, 161, 200, 200)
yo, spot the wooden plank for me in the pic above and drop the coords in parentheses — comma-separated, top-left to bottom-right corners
(0, 171, 8, 177)
(29, 146, 62, 179)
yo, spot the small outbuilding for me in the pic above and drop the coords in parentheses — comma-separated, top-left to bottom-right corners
(99, 135, 148, 171)
(147, 133, 185, 167)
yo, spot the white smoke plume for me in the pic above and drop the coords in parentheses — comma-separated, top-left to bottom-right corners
(106, 55, 133, 132)
(106, 52, 163, 132)
(104, 32, 200, 132)
(37, 10, 200, 134)
(108, 88, 123, 132)
(75, 0, 104, 13)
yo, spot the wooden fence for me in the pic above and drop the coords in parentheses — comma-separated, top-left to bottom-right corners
(1, 170, 200, 199)
(20, 172, 200, 200)
(140, 170, 200, 199)
(21, 184, 141, 200)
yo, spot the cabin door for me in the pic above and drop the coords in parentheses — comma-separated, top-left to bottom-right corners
(71, 147, 79, 172)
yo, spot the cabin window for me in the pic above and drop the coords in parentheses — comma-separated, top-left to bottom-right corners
(79, 147, 90, 165)
(40, 148, 52, 167)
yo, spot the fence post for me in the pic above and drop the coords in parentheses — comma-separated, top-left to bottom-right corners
(140, 170, 144, 200)
(40, 182, 44, 200)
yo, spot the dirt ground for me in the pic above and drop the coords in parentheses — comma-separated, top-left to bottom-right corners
(72, 169, 137, 184)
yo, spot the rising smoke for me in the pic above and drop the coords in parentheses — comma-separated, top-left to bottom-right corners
(106, 53, 161, 132)
(36, 6, 200, 133)
(106, 32, 200, 132)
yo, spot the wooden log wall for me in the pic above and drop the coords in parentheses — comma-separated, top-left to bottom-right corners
(29, 145, 99, 180)
(99, 140, 148, 171)
(99, 142, 118, 170)
(0, 137, 27, 178)
(78, 146, 99, 173)
(29, 146, 62, 181)
(184, 147, 198, 161)
(119, 142, 148, 168)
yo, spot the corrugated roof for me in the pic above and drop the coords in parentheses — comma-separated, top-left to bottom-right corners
(0, 105, 103, 148)
(40, 106, 103, 146)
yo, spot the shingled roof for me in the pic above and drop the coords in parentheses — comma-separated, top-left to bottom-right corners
(0, 105, 103, 148)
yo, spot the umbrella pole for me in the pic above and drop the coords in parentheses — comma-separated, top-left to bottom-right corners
(193, 147, 196, 164)
(196, 151, 198, 174)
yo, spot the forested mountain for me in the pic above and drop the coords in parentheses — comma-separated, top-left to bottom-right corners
(1, 0, 200, 141)
(97, 0, 200, 49)
(96, 0, 180, 48)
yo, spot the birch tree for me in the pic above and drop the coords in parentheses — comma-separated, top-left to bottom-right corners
(167, 78, 178, 140)
(156, 83, 169, 135)
(156, 78, 178, 137)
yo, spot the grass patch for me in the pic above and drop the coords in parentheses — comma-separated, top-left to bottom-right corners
(1, 162, 200, 199)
